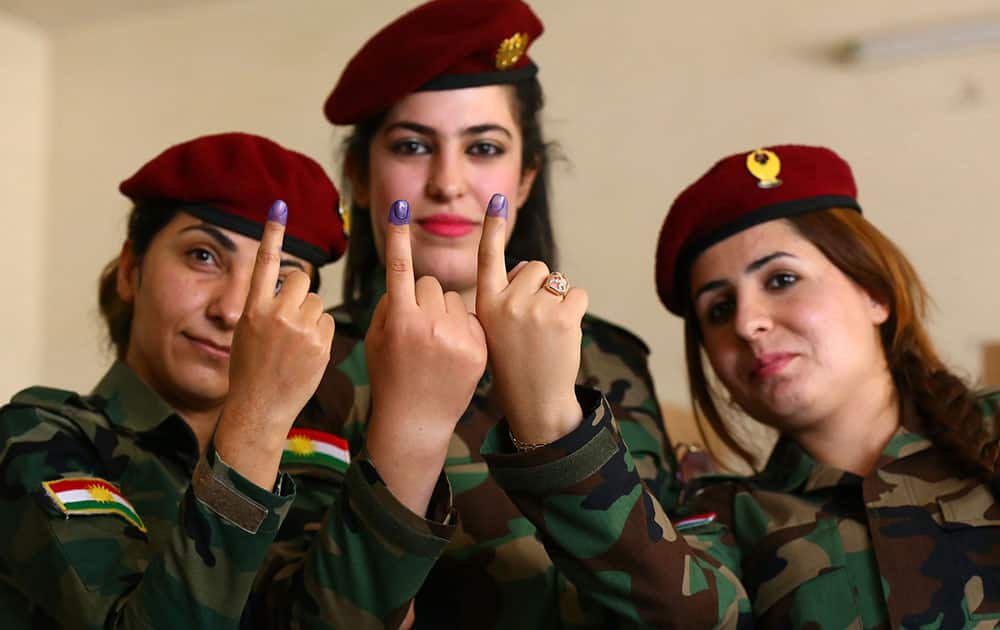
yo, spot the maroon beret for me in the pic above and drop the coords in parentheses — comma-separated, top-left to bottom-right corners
(119, 132, 346, 266)
(655, 144, 861, 315)
(324, 0, 544, 125)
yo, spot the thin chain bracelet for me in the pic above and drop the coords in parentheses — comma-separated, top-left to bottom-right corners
(508, 428, 549, 452)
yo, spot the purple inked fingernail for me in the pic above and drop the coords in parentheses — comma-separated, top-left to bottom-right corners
(390, 200, 410, 225)
(267, 200, 288, 226)
(486, 193, 508, 218)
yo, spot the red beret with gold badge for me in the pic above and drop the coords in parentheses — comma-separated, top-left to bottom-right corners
(120, 132, 347, 266)
(324, 0, 544, 125)
(655, 144, 862, 315)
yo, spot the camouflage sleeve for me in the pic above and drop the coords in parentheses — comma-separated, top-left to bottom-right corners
(248, 450, 457, 628)
(0, 403, 294, 629)
(578, 317, 681, 512)
(482, 386, 750, 629)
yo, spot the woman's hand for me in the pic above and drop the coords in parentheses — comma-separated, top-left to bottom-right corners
(364, 200, 488, 515)
(475, 193, 586, 447)
(216, 201, 336, 489)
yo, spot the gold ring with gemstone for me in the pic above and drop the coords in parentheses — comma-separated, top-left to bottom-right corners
(542, 271, 570, 297)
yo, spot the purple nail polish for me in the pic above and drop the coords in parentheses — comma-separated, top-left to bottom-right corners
(267, 200, 288, 226)
(486, 193, 508, 218)
(390, 199, 410, 225)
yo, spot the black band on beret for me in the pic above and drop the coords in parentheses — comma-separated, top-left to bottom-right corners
(418, 62, 539, 92)
(675, 195, 862, 310)
(182, 203, 330, 266)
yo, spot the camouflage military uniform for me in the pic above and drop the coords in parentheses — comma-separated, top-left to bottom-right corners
(287, 281, 680, 629)
(0, 360, 454, 628)
(483, 390, 1000, 628)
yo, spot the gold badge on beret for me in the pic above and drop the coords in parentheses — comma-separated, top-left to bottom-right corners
(496, 32, 529, 70)
(746, 149, 782, 189)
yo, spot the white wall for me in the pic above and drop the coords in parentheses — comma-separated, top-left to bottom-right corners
(0, 11, 49, 400)
(20, 0, 1000, 417)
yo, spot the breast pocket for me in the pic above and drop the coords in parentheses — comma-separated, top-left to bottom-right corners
(935, 484, 1000, 620)
(748, 518, 866, 628)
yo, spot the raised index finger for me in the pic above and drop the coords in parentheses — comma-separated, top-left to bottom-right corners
(384, 199, 416, 306)
(476, 193, 509, 297)
(247, 199, 287, 305)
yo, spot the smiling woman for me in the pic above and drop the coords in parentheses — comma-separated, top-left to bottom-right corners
(504, 143, 1000, 628)
(278, 0, 681, 628)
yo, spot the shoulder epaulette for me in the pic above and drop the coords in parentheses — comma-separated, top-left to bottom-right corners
(582, 313, 650, 355)
(11, 386, 78, 407)
(6, 387, 109, 431)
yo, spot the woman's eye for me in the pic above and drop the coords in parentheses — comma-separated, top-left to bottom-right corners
(765, 272, 798, 290)
(391, 139, 429, 155)
(189, 248, 217, 265)
(468, 141, 503, 156)
(705, 299, 735, 325)
(274, 276, 284, 295)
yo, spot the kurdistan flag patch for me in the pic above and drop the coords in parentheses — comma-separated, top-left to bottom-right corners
(42, 477, 146, 533)
(282, 428, 350, 473)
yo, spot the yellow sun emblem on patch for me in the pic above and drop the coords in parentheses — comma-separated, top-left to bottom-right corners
(495, 32, 529, 70)
(289, 435, 315, 456)
(89, 485, 115, 503)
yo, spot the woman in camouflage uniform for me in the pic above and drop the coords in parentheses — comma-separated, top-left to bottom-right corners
(276, 0, 680, 627)
(476, 144, 1000, 628)
(0, 132, 355, 627)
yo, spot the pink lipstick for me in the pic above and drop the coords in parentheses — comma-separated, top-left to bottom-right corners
(416, 214, 478, 238)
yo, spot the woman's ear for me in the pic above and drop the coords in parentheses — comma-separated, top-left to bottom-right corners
(344, 154, 370, 208)
(515, 160, 538, 209)
(116, 240, 139, 304)
(866, 290, 891, 326)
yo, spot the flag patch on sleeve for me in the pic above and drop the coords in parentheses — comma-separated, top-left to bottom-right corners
(282, 428, 350, 473)
(674, 512, 717, 532)
(42, 477, 147, 533)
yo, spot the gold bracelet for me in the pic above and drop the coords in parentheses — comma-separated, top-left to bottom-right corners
(508, 428, 549, 452)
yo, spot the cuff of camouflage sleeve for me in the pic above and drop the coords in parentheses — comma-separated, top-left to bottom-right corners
(192, 445, 295, 535)
(345, 451, 456, 558)
(482, 387, 623, 496)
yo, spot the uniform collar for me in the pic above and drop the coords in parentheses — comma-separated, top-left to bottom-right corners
(91, 360, 179, 434)
(757, 398, 934, 494)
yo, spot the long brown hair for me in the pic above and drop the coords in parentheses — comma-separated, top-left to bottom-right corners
(684, 208, 996, 480)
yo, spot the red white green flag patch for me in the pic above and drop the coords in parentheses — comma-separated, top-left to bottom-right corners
(42, 477, 147, 532)
(281, 428, 350, 473)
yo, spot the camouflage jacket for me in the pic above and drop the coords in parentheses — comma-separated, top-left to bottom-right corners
(290, 289, 680, 629)
(483, 390, 1000, 629)
(0, 360, 454, 629)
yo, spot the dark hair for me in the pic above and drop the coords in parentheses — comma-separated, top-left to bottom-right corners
(99, 203, 179, 359)
(684, 208, 996, 481)
(99, 204, 320, 358)
(339, 77, 559, 304)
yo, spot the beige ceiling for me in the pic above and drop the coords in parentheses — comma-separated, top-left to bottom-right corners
(0, 0, 224, 31)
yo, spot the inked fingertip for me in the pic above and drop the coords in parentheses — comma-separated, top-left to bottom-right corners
(268, 199, 288, 225)
(486, 193, 508, 218)
(390, 200, 410, 225)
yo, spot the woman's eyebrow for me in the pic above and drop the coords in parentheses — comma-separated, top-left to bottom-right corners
(383, 121, 435, 136)
(745, 251, 794, 274)
(180, 224, 236, 252)
(692, 252, 797, 301)
(462, 124, 512, 139)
